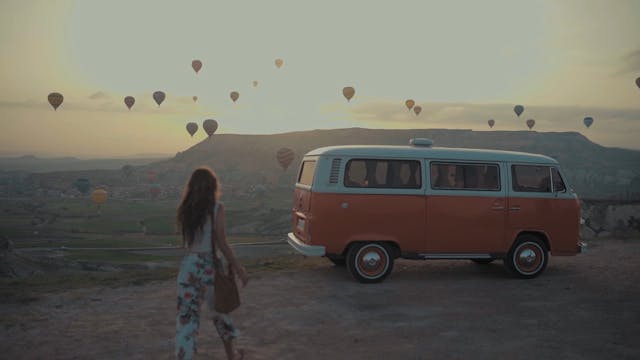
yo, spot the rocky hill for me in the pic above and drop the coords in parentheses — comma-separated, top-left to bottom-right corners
(150, 128, 640, 199)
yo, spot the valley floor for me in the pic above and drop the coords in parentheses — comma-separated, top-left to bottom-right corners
(1, 238, 639, 360)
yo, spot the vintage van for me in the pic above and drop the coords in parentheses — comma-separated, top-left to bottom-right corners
(287, 138, 586, 283)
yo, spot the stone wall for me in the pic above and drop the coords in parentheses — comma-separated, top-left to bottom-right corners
(581, 200, 640, 239)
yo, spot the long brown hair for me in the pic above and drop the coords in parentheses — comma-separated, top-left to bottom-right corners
(177, 167, 218, 247)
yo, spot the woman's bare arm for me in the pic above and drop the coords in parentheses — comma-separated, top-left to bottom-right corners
(213, 203, 248, 285)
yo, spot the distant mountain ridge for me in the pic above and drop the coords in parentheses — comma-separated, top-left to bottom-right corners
(149, 128, 640, 199)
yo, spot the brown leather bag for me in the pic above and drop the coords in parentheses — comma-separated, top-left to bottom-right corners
(210, 207, 240, 314)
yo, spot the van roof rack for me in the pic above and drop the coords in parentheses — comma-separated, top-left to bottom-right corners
(409, 138, 434, 147)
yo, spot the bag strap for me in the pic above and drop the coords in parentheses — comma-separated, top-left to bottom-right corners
(210, 202, 221, 271)
(210, 202, 232, 274)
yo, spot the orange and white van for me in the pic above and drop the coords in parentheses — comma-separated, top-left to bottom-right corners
(287, 138, 586, 283)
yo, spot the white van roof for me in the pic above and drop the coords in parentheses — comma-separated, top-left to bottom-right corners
(305, 145, 558, 164)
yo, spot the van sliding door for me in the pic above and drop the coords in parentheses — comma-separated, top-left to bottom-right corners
(425, 161, 506, 254)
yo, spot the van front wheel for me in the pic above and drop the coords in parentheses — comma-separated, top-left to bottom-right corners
(505, 235, 548, 278)
(347, 243, 393, 283)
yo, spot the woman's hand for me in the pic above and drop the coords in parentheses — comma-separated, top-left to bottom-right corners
(235, 265, 249, 287)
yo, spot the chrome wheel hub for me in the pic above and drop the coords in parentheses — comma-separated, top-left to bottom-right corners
(362, 251, 381, 270)
(514, 242, 545, 275)
(355, 244, 390, 279)
(519, 249, 537, 265)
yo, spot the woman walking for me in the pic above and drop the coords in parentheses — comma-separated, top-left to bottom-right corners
(175, 167, 248, 359)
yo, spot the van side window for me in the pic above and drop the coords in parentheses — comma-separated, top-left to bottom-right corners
(344, 159, 421, 189)
(511, 165, 551, 192)
(551, 167, 566, 192)
(298, 160, 316, 186)
(431, 163, 500, 191)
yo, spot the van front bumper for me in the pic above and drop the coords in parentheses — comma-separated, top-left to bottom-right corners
(287, 232, 325, 256)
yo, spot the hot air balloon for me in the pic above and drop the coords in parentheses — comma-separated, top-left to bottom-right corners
(203, 119, 218, 137)
(124, 96, 135, 110)
(186, 122, 198, 137)
(91, 189, 108, 206)
(74, 178, 91, 195)
(252, 80, 259, 87)
(150, 184, 161, 198)
(91, 188, 108, 215)
(192, 96, 198, 102)
(230, 91, 239, 103)
(276, 148, 295, 171)
(147, 170, 157, 183)
(275, 58, 284, 68)
(153, 91, 165, 106)
(121, 165, 134, 179)
(413, 105, 422, 116)
(514, 105, 524, 117)
(488, 119, 495, 128)
(526, 119, 535, 130)
(343, 87, 355, 102)
(48, 92, 64, 111)
(192, 60, 202, 74)
(583, 117, 594, 128)
(405, 99, 415, 111)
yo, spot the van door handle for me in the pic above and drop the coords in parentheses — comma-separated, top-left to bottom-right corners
(491, 206, 505, 210)
(509, 206, 521, 211)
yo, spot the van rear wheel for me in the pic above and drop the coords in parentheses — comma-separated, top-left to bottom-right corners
(505, 235, 548, 278)
(346, 243, 393, 283)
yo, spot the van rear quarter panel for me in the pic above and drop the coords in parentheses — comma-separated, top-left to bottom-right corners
(309, 192, 425, 255)
(507, 196, 580, 255)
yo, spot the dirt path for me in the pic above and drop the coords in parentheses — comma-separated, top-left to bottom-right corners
(2, 238, 639, 359)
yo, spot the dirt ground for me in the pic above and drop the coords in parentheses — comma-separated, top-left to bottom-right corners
(1, 238, 639, 360)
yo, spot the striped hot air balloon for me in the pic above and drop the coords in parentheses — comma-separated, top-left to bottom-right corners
(276, 148, 295, 171)
(192, 60, 202, 74)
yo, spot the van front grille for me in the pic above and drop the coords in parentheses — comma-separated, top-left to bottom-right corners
(329, 158, 341, 183)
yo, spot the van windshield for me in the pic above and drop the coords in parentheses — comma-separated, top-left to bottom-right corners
(298, 160, 316, 186)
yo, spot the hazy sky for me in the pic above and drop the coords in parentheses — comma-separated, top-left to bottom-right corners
(1, 0, 639, 157)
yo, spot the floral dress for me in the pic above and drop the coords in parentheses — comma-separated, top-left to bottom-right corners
(175, 204, 239, 359)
